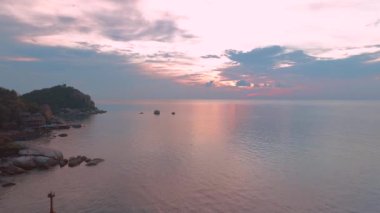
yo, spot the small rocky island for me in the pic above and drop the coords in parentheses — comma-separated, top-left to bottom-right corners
(0, 85, 105, 186)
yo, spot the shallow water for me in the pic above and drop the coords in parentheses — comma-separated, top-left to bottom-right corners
(1, 100, 380, 213)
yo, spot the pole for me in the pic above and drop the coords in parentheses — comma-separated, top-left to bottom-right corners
(48, 192, 55, 213)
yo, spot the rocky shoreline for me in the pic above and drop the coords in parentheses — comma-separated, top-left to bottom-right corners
(0, 85, 107, 187)
(0, 143, 104, 187)
(0, 110, 107, 188)
(0, 108, 106, 143)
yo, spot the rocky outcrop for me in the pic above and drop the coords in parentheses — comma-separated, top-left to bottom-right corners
(12, 156, 37, 170)
(0, 145, 64, 175)
(58, 133, 68, 137)
(2, 182, 16, 187)
(0, 163, 26, 175)
(18, 146, 63, 160)
(34, 156, 59, 169)
(59, 159, 68, 167)
(68, 156, 85, 167)
(0, 143, 105, 191)
(86, 158, 104, 166)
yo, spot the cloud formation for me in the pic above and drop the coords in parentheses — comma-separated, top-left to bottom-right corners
(220, 45, 380, 98)
(235, 80, 252, 87)
(0, 56, 40, 62)
(1, 0, 380, 99)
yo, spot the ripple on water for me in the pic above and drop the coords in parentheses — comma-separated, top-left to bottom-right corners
(1, 100, 380, 212)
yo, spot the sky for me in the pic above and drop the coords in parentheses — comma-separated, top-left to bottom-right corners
(0, 0, 380, 100)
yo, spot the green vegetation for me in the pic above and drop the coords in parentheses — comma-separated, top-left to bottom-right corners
(0, 87, 23, 125)
(0, 85, 98, 129)
(0, 87, 38, 127)
(21, 85, 97, 113)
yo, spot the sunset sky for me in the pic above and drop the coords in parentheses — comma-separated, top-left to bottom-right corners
(1, 0, 380, 100)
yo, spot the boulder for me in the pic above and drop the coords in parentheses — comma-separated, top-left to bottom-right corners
(86, 158, 105, 166)
(59, 159, 68, 168)
(68, 156, 84, 167)
(154, 110, 160, 115)
(80, 156, 88, 162)
(71, 124, 82, 128)
(0, 164, 26, 175)
(12, 156, 37, 170)
(19, 146, 63, 161)
(34, 156, 58, 169)
(58, 133, 68, 137)
(2, 182, 16, 187)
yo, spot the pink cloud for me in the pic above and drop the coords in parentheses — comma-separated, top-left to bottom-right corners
(0, 56, 41, 62)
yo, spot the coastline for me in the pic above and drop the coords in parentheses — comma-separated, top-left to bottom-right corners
(0, 110, 106, 187)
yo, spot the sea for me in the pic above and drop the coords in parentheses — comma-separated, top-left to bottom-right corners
(1, 100, 380, 213)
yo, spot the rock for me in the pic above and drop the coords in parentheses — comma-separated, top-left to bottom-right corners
(80, 156, 88, 162)
(72, 124, 82, 128)
(58, 133, 68, 137)
(19, 146, 63, 161)
(171, 112, 175, 115)
(34, 156, 58, 169)
(86, 158, 104, 166)
(154, 110, 160, 115)
(0, 164, 26, 175)
(68, 156, 84, 167)
(0, 135, 13, 145)
(139, 112, 144, 114)
(59, 159, 68, 168)
(12, 156, 37, 170)
(2, 182, 16, 187)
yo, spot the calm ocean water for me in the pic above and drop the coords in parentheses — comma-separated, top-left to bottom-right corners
(1, 100, 380, 213)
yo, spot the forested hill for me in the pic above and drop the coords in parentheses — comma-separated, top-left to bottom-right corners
(21, 85, 97, 113)
(0, 87, 31, 126)
(0, 85, 100, 129)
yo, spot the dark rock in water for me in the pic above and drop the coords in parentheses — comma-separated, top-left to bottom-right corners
(58, 133, 68, 137)
(68, 156, 84, 167)
(59, 159, 68, 167)
(86, 158, 104, 166)
(19, 146, 64, 161)
(154, 110, 160, 115)
(72, 124, 82, 128)
(12, 156, 37, 170)
(34, 156, 58, 169)
(95, 110, 107, 114)
(2, 182, 16, 187)
(57, 125, 70, 130)
(84, 158, 91, 163)
(0, 164, 26, 175)
(171, 112, 175, 115)
(139, 112, 144, 114)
